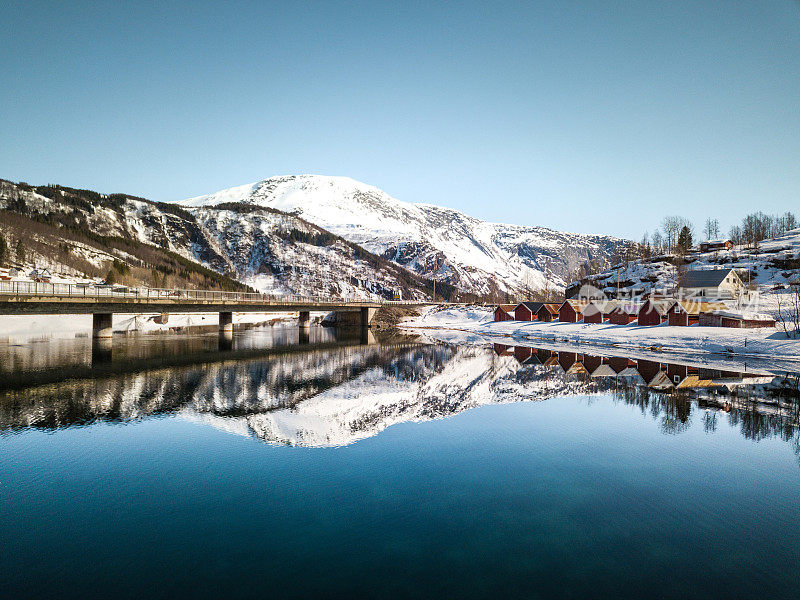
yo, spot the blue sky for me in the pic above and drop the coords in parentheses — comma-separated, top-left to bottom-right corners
(1, 1, 798, 239)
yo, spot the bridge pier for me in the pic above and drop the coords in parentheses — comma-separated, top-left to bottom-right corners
(360, 307, 377, 328)
(298, 327, 309, 345)
(299, 310, 310, 328)
(92, 313, 113, 339)
(91, 336, 113, 365)
(218, 330, 233, 351)
(219, 311, 233, 334)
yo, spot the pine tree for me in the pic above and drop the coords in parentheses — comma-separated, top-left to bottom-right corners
(15, 239, 25, 263)
(677, 225, 693, 254)
(105, 268, 117, 285)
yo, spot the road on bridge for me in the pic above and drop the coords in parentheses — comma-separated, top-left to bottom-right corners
(0, 281, 431, 336)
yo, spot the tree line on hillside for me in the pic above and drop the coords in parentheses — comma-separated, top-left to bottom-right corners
(564, 209, 798, 287)
(640, 210, 797, 257)
(0, 232, 26, 265)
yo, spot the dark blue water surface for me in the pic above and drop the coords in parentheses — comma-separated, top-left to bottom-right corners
(1, 330, 799, 599)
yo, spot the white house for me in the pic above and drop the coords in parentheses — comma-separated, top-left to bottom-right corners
(678, 269, 746, 300)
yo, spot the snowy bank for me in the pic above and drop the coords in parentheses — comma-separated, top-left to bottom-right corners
(401, 305, 800, 361)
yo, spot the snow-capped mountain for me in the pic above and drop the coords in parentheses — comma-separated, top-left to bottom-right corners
(178, 175, 631, 297)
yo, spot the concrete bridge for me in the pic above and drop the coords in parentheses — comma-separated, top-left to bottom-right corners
(0, 281, 425, 337)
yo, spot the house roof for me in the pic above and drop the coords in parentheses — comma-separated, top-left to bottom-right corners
(701, 239, 732, 246)
(590, 364, 618, 378)
(647, 371, 675, 389)
(670, 300, 729, 316)
(566, 362, 588, 375)
(496, 304, 516, 312)
(679, 269, 737, 289)
(609, 299, 644, 315)
(641, 299, 674, 316)
(711, 309, 775, 322)
(559, 299, 590, 312)
(515, 301, 544, 312)
(676, 376, 726, 389)
(617, 367, 644, 381)
(537, 303, 560, 315)
(585, 299, 616, 313)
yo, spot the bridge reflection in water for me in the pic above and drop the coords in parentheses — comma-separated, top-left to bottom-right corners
(0, 331, 798, 450)
(0, 324, 384, 390)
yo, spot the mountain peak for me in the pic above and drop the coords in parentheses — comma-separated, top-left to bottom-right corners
(177, 174, 630, 297)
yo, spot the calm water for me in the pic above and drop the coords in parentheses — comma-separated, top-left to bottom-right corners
(1, 327, 799, 599)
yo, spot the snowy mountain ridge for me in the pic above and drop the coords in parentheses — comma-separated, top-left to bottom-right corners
(0, 179, 433, 300)
(178, 174, 631, 297)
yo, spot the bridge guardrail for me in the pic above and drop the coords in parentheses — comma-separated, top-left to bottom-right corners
(0, 281, 424, 306)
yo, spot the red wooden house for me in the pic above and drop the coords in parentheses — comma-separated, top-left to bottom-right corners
(666, 300, 727, 326)
(606, 300, 641, 325)
(638, 299, 673, 326)
(558, 299, 590, 323)
(582, 300, 615, 324)
(536, 303, 560, 322)
(698, 311, 776, 329)
(493, 343, 513, 356)
(493, 304, 516, 322)
(699, 239, 733, 252)
(514, 302, 543, 321)
(636, 359, 663, 384)
(666, 362, 698, 386)
(609, 356, 634, 374)
(582, 354, 603, 373)
(557, 351, 578, 372)
(514, 346, 533, 363)
(537, 348, 557, 365)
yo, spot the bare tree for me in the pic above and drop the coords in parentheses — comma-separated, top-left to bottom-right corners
(703, 218, 720, 241)
(776, 283, 800, 339)
(640, 232, 652, 258)
(661, 216, 681, 254)
(522, 269, 537, 298)
(729, 225, 743, 247)
(651, 231, 664, 255)
(661, 216, 693, 254)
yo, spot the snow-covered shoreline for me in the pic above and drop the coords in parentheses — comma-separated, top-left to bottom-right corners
(401, 305, 800, 362)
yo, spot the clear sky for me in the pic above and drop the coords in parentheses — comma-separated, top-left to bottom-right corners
(1, 1, 798, 239)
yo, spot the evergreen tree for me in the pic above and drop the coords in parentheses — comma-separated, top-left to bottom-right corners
(105, 268, 117, 285)
(677, 225, 693, 254)
(15, 239, 25, 263)
(0, 233, 8, 265)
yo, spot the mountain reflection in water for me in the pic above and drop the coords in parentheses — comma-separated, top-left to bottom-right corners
(1, 331, 798, 452)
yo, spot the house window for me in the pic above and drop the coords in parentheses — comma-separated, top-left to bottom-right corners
(674, 375, 680, 383)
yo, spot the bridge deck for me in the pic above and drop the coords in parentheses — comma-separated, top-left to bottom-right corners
(0, 281, 421, 315)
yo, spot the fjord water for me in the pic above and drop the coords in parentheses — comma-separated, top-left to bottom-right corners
(1, 329, 799, 599)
